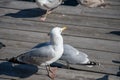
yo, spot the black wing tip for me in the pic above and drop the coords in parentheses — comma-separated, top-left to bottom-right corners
(88, 61, 100, 66)
(8, 57, 25, 64)
(0, 57, 25, 64)
(8, 57, 17, 62)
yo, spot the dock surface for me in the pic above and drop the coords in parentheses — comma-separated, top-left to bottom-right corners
(0, 0, 120, 80)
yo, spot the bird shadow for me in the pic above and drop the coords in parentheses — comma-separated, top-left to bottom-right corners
(112, 60, 120, 76)
(0, 61, 66, 79)
(62, 0, 79, 6)
(96, 75, 109, 80)
(112, 60, 120, 64)
(0, 62, 38, 78)
(0, 42, 6, 49)
(107, 31, 120, 36)
(117, 66, 120, 76)
(4, 8, 46, 18)
(51, 62, 66, 68)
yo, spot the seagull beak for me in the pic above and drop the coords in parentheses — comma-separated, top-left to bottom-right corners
(61, 27, 67, 32)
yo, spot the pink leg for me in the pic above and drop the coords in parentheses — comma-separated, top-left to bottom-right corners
(48, 67, 57, 79)
(46, 65, 57, 79)
(47, 10, 52, 14)
(49, 67, 57, 75)
(40, 15, 47, 21)
(40, 10, 52, 21)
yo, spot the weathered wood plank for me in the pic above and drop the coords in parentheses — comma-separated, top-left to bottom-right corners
(0, 0, 120, 19)
(0, 17, 120, 42)
(0, 7, 120, 30)
(0, 28, 120, 53)
(81, 7, 120, 19)
(0, 0, 120, 79)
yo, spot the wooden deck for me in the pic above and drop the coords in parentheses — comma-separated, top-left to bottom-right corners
(0, 0, 120, 80)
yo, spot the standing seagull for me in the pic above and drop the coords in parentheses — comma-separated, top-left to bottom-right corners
(8, 27, 67, 79)
(36, 0, 63, 21)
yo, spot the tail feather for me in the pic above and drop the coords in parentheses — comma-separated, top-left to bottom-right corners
(86, 61, 100, 67)
(77, 61, 100, 67)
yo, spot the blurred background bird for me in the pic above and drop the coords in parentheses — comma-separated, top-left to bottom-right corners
(35, 0, 63, 21)
(77, 0, 109, 8)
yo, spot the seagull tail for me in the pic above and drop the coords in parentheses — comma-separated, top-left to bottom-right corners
(0, 58, 9, 61)
(0, 57, 25, 64)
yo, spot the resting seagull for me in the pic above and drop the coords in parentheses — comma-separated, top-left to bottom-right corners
(77, 0, 108, 8)
(61, 44, 98, 68)
(7, 27, 67, 79)
(36, 0, 63, 21)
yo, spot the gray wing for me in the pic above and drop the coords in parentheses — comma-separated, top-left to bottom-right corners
(60, 44, 89, 64)
(32, 42, 50, 49)
(62, 44, 88, 57)
(17, 45, 54, 65)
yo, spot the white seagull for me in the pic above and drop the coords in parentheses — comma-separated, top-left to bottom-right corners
(8, 27, 67, 79)
(60, 44, 98, 68)
(36, 0, 63, 21)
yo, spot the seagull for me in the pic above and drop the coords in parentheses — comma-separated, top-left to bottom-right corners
(36, 0, 63, 21)
(60, 44, 98, 68)
(77, 0, 108, 8)
(7, 27, 67, 79)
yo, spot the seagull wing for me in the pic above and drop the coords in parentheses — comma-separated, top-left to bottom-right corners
(60, 44, 89, 64)
(17, 44, 54, 65)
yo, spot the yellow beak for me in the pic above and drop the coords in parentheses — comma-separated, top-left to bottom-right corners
(61, 27, 67, 32)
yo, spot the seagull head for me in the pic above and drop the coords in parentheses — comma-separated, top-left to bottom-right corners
(48, 27, 67, 45)
(48, 27, 67, 36)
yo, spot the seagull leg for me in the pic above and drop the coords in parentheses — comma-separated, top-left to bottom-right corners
(45, 65, 57, 79)
(40, 10, 52, 21)
(48, 65, 57, 79)
(49, 65, 57, 75)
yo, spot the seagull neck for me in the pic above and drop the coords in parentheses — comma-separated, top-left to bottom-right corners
(50, 34, 63, 49)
